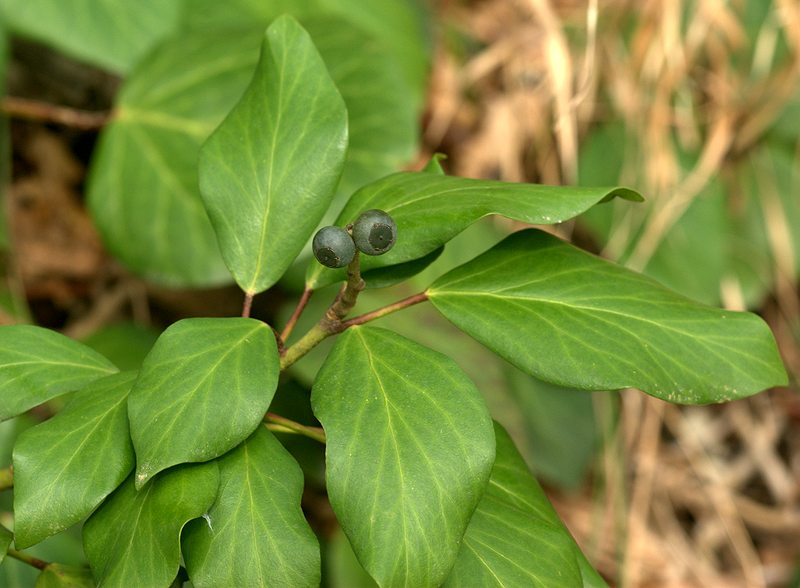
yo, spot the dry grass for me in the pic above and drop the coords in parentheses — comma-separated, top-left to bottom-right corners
(425, 0, 800, 585)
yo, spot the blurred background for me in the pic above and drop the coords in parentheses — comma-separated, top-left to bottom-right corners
(1, 0, 799, 586)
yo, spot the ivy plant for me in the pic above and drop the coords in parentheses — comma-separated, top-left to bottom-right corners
(0, 16, 788, 588)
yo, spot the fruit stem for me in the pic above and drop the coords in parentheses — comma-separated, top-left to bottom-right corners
(264, 413, 325, 443)
(280, 253, 365, 370)
(280, 288, 313, 342)
(6, 548, 49, 570)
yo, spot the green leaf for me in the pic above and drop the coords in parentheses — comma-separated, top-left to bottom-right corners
(0, 525, 11, 564)
(87, 28, 264, 287)
(35, 564, 94, 588)
(0, 0, 181, 73)
(0, 326, 118, 421)
(13, 372, 136, 549)
(312, 326, 495, 587)
(429, 229, 787, 404)
(307, 173, 641, 288)
(83, 462, 219, 588)
(360, 247, 444, 289)
(182, 427, 319, 587)
(128, 318, 278, 487)
(444, 422, 592, 588)
(199, 16, 347, 295)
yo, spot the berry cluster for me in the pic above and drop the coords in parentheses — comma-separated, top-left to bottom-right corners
(312, 209, 397, 268)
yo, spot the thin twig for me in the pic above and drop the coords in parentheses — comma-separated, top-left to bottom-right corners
(264, 413, 325, 444)
(337, 291, 429, 332)
(2, 96, 110, 130)
(241, 292, 254, 318)
(281, 288, 313, 342)
(280, 253, 365, 370)
(6, 549, 48, 570)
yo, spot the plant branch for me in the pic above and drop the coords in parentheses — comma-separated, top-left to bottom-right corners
(2, 96, 110, 129)
(0, 465, 12, 491)
(241, 292, 254, 318)
(264, 412, 325, 444)
(280, 288, 313, 342)
(280, 253, 365, 370)
(336, 291, 429, 332)
(6, 549, 48, 570)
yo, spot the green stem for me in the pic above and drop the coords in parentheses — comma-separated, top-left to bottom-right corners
(0, 466, 12, 491)
(6, 549, 48, 570)
(280, 253, 365, 370)
(264, 413, 325, 444)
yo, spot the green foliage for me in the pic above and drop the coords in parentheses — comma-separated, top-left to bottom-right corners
(0, 9, 789, 588)
(312, 327, 495, 587)
(307, 172, 640, 288)
(13, 372, 136, 548)
(127, 318, 278, 487)
(182, 427, 320, 587)
(444, 422, 583, 587)
(199, 16, 348, 294)
(0, 326, 118, 421)
(0, 0, 182, 73)
(429, 229, 786, 403)
(83, 463, 219, 586)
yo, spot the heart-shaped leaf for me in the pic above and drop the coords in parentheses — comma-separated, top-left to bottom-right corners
(13, 372, 136, 549)
(0, 325, 118, 421)
(312, 326, 495, 587)
(0, 0, 181, 73)
(444, 422, 593, 587)
(127, 318, 278, 487)
(87, 28, 265, 287)
(182, 427, 320, 587)
(83, 462, 219, 588)
(429, 229, 787, 404)
(307, 173, 641, 288)
(198, 15, 348, 294)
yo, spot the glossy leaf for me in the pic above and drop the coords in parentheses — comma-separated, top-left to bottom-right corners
(128, 318, 278, 487)
(87, 28, 264, 286)
(182, 427, 319, 587)
(444, 422, 590, 587)
(199, 16, 347, 294)
(83, 462, 219, 588)
(34, 564, 94, 588)
(312, 326, 495, 587)
(307, 172, 641, 288)
(429, 229, 787, 404)
(0, 0, 181, 73)
(0, 326, 118, 421)
(13, 372, 136, 549)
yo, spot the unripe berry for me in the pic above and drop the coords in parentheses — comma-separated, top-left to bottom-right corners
(312, 226, 356, 268)
(352, 209, 397, 256)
